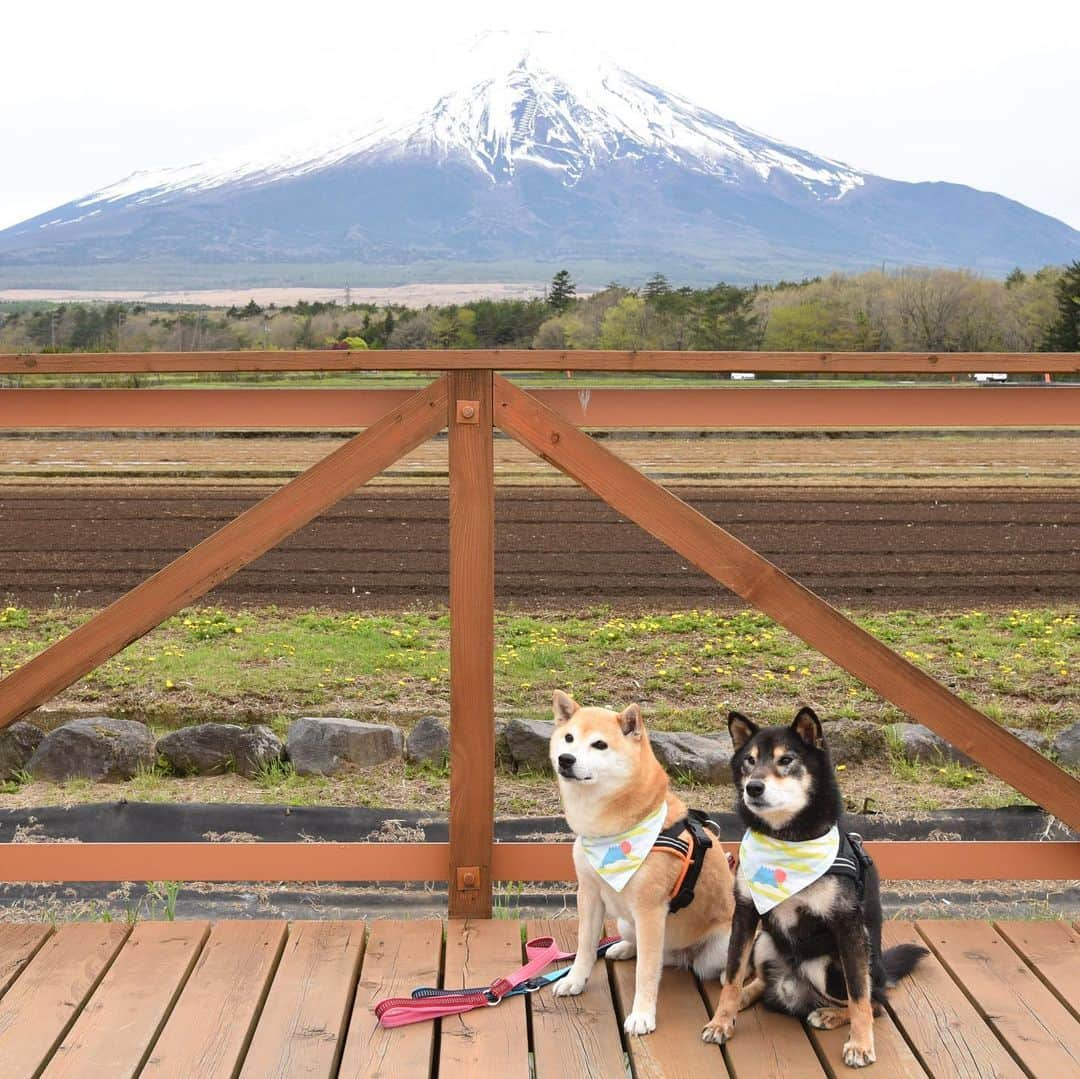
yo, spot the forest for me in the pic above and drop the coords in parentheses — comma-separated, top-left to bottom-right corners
(1, 263, 1077, 355)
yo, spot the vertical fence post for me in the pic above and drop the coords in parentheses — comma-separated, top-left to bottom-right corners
(447, 370, 495, 917)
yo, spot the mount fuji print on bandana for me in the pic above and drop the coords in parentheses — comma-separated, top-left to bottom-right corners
(579, 802, 669, 892)
(738, 825, 841, 913)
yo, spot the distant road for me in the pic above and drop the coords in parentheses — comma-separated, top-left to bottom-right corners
(2, 484, 1076, 610)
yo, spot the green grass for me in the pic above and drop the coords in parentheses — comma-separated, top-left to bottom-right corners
(0, 604, 1074, 734)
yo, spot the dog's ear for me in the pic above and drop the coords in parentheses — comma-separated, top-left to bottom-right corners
(619, 703, 643, 738)
(552, 690, 579, 725)
(791, 706, 824, 749)
(728, 711, 758, 750)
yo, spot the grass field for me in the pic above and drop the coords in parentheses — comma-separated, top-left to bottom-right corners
(1, 603, 1074, 816)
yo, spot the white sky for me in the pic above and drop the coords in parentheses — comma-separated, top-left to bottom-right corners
(2, 0, 1077, 230)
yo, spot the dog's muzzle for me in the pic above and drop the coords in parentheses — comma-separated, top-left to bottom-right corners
(557, 753, 578, 779)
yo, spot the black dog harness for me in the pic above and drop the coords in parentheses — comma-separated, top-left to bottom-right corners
(823, 830, 874, 901)
(652, 809, 721, 913)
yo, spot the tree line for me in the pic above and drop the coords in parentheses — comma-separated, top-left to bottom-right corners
(2, 263, 1077, 355)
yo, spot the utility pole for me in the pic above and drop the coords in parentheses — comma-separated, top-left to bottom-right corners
(50, 310, 57, 350)
(344, 282, 351, 308)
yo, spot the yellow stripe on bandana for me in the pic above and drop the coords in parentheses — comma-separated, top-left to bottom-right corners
(738, 825, 840, 914)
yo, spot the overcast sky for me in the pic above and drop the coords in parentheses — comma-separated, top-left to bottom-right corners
(3, 0, 1077, 230)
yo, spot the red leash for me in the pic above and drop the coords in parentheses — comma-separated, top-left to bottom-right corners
(375, 934, 620, 1028)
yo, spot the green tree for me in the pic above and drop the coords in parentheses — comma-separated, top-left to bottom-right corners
(548, 270, 577, 313)
(1044, 261, 1080, 350)
(642, 273, 670, 301)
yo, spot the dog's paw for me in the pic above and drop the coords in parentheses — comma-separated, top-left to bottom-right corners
(605, 940, 636, 961)
(551, 973, 588, 997)
(808, 1006, 850, 1030)
(701, 1013, 736, 1044)
(623, 1010, 656, 1036)
(842, 1039, 876, 1068)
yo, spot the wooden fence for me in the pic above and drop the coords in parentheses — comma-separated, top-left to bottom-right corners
(1, 350, 1078, 917)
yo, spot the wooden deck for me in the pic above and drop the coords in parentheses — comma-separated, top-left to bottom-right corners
(0, 918, 1077, 1077)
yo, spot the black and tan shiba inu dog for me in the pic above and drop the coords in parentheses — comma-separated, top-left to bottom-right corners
(703, 707, 927, 1068)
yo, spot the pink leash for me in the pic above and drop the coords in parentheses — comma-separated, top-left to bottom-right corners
(375, 935, 620, 1027)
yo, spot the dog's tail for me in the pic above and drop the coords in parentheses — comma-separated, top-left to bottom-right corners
(882, 943, 929, 986)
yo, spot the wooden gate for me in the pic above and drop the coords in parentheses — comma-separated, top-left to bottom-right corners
(1, 349, 1078, 916)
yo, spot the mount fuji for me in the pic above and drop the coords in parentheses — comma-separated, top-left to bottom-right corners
(2, 31, 1078, 285)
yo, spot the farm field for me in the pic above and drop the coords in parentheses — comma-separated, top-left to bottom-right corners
(1, 431, 1077, 609)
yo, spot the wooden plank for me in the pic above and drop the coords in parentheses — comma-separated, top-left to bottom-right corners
(4, 385, 1077, 431)
(142, 920, 287, 1079)
(0, 923, 51, 997)
(0, 841, 450, 883)
(700, 979, 823, 1079)
(3, 349, 1078, 373)
(489, 841, 1080, 882)
(0, 923, 128, 1079)
(609, 957, 726, 1078)
(882, 921, 1023, 1078)
(338, 918, 442, 1079)
(527, 918, 626, 1079)
(493, 374, 1080, 830)
(2, 840, 1076, 885)
(995, 920, 1080, 1022)
(0, 376, 447, 730)
(239, 921, 364, 1079)
(917, 919, 1080, 1075)
(439, 919, 529, 1079)
(43, 920, 208, 1078)
(808, 1008, 926, 1077)
(447, 370, 495, 918)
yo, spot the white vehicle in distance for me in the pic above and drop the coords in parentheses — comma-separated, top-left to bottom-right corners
(973, 373, 1008, 382)
(730, 372, 757, 380)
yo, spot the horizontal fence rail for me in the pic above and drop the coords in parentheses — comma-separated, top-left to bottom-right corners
(2, 349, 1080, 374)
(0, 351, 1078, 910)
(0, 841, 1077, 883)
(3, 385, 1079, 429)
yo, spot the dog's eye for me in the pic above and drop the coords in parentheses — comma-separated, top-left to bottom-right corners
(564, 733, 573, 743)
(591, 740, 608, 750)
(778, 755, 794, 766)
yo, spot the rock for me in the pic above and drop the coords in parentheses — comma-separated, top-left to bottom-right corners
(649, 730, 733, 785)
(501, 718, 555, 772)
(887, 723, 972, 765)
(820, 719, 889, 765)
(0, 721, 44, 780)
(1053, 722, 1080, 766)
(157, 723, 283, 777)
(1006, 727, 1050, 754)
(28, 717, 155, 782)
(405, 716, 450, 766)
(494, 720, 512, 767)
(287, 717, 403, 776)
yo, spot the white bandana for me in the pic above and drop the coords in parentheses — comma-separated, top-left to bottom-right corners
(579, 802, 669, 892)
(738, 825, 840, 914)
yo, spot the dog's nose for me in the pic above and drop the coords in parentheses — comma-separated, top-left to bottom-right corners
(558, 754, 576, 771)
(745, 779, 766, 799)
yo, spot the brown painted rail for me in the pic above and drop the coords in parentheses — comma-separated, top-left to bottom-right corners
(4, 385, 1079, 429)
(0, 841, 1076, 883)
(2, 348, 1079, 373)
(0, 350, 1078, 916)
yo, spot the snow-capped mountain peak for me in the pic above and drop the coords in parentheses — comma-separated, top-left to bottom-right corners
(74, 30, 863, 214)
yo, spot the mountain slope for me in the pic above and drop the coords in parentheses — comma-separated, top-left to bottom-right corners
(2, 31, 1078, 284)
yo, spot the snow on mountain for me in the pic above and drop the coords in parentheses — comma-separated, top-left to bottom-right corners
(64, 30, 863, 221)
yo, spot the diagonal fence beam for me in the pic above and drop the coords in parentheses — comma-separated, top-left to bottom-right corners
(493, 374, 1080, 831)
(0, 377, 448, 729)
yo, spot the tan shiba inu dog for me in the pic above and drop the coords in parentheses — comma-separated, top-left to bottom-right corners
(549, 690, 761, 1035)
